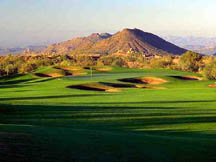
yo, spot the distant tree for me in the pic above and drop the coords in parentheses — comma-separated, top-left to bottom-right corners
(179, 51, 202, 72)
(203, 61, 216, 80)
(5, 64, 16, 75)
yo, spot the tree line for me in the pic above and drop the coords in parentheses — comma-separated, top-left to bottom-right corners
(0, 51, 216, 79)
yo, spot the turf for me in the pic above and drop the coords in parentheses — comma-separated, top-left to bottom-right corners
(0, 67, 216, 162)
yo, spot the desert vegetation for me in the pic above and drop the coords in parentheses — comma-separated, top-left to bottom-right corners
(1, 51, 216, 80)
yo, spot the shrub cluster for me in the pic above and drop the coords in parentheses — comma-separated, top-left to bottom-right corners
(0, 54, 95, 76)
(0, 51, 216, 80)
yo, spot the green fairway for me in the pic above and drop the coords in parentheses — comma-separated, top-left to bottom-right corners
(1, 67, 216, 162)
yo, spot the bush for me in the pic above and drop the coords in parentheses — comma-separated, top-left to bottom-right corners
(203, 62, 216, 79)
(179, 51, 202, 72)
(149, 56, 173, 69)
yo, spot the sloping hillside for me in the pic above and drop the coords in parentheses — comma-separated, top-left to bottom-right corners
(42, 28, 186, 55)
(42, 33, 112, 54)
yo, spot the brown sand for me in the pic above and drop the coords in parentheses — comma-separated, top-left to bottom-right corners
(68, 83, 120, 92)
(61, 67, 83, 71)
(140, 77, 168, 85)
(136, 84, 166, 89)
(34, 73, 63, 78)
(171, 76, 203, 81)
(95, 67, 112, 72)
(119, 77, 168, 85)
(208, 84, 216, 88)
(72, 72, 88, 76)
(184, 76, 203, 81)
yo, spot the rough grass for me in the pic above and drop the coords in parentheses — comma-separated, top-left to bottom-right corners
(0, 67, 216, 162)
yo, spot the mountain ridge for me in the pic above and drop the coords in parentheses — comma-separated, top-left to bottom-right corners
(41, 28, 187, 55)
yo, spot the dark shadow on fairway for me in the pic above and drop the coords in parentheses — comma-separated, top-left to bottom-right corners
(1, 104, 216, 127)
(30, 78, 57, 83)
(99, 82, 136, 88)
(7, 90, 33, 93)
(0, 83, 30, 89)
(72, 100, 216, 105)
(170, 75, 198, 80)
(67, 85, 106, 92)
(118, 78, 146, 84)
(1, 103, 216, 162)
(34, 73, 51, 77)
(0, 94, 110, 101)
(0, 84, 30, 89)
(0, 79, 35, 85)
(0, 74, 25, 81)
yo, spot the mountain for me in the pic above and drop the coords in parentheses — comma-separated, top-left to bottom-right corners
(0, 45, 46, 55)
(84, 28, 186, 55)
(0, 47, 25, 55)
(42, 33, 112, 54)
(42, 28, 187, 55)
(183, 45, 216, 56)
(27, 45, 47, 51)
(164, 36, 216, 47)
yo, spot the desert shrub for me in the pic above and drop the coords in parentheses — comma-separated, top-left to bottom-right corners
(149, 56, 173, 69)
(59, 60, 73, 67)
(125, 53, 146, 63)
(179, 51, 202, 72)
(18, 63, 37, 74)
(97, 56, 127, 67)
(203, 61, 216, 79)
(72, 55, 95, 66)
(111, 58, 125, 66)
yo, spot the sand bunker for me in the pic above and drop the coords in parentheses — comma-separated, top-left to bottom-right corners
(68, 82, 138, 92)
(34, 73, 51, 77)
(68, 83, 120, 92)
(141, 86, 166, 90)
(171, 76, 203, 81)
(67, 80, 166, 92)
(47, 73, 64, 77)
(135, 84, 166, 89)
(99, 82, 136, 88)
(63, 70, 87, 76)
(208, 84, 216, 88)
(95, 67, 112, 72)
(84, 66, 112, 72)
(105, 88, 120, 92)
(119, 77, 167, 85)
(139, 77, 168, 85)
(61, 67, 83, 71)
(119, 78, 144, 84)
(34, 73, 63, 78)
(53, 66, 87, 76)
(71, 72, 88, 76)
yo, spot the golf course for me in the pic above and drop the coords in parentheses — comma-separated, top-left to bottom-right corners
(1, 66, 216, 162)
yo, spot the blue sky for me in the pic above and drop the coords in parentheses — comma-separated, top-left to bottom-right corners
(0, 0, 216, 47)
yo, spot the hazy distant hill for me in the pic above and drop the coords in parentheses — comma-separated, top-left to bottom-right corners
(43, 28, 186, 55)
(184, 45, 216, 56)
(164, 36, 216, 55)
(0, 47, 25, 55)
(0, 45, 46, 55)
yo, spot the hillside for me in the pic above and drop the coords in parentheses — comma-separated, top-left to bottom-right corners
(0, 45, 46, 55)
(42, 28, 187, 55)
(42, 33, 112, 54)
